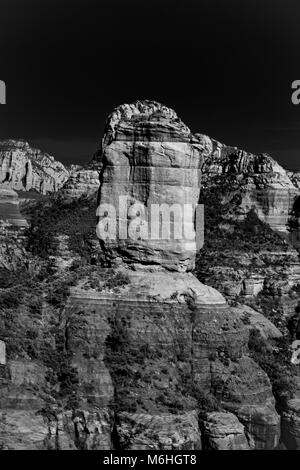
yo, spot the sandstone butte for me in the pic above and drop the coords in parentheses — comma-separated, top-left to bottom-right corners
(0, 100, 300, 450)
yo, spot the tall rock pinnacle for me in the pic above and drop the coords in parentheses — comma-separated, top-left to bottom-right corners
(97, 100, 211, 272)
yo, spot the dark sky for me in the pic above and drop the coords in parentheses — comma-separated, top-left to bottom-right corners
(0, 0, 300, 168)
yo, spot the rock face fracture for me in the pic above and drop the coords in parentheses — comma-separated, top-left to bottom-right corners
(0, 140, 69, 194)
(1, 100, 291, 450)
(86, 100, 279, 449)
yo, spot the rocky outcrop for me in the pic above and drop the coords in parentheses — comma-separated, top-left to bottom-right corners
(116, 411, 201, 449)
(93, 100, 280, 449)
(287, 171, 300, 189)
(59, 168, 100, 199)
(97, 100, 207, 272)
(0, 222, 29, 269)
(0, 189, 28, 227)
(201, 412, 249, 450)
(281, 397, 300, 450)
(0, 140, 69, 194)
(198, 248, 300, 300)
(234, 305, 282, 340)
(201, 140, 300, 234)
(0, 100, 287, 450)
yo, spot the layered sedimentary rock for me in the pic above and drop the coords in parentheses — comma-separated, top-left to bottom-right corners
(59, 167, 100, 199)
(0, 189, 28, 227)
(0, 100, 284, 450)
(281, 397, 300, 450)
(0, 140, 69, 194)
(201, 140, 300, 234)
(198, 248, 300, 299)
(201, 412, 249, 450)
(97, 100, 206, 272)
(116, 411, 201, 449)
(92, 100, 280, 449)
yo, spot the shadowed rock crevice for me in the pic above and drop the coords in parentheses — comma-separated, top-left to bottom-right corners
(1, 100, 297, 449)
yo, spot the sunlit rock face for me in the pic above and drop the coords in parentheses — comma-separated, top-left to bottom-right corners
(0, 188, 28, 227)
(59, 168, 101, 199)
(97, 100, 210, 272)
(201, 412, 250, 450)
(0, 101, 282, 450)
(201, 140, 300, 233)
(92, 101, 280, 449)
(0, 140, 69, 194)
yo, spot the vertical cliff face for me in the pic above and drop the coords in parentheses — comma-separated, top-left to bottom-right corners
(0, 189, 28, 227)
(0, 101, 288, 450)
(91, 100, 280, 449)
(201, 140, 300, 234)
(59, 168, 100, 199)
(98, 100, 207, 272)
(0, 140, 69, 194)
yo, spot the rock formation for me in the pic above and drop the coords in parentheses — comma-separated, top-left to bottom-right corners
(0, 189, 28, 227)
(281, 396, 300, 449)
(201, 139, 300, 234)
(0, 140, 69, 194)
(201, 412, 250, 450)
(1, 100, 298, 450)
(59, 166, 100, 199)
(97, 100, 205, 271)
(87, 100, 279, 449)
(287, 170, 300, 189)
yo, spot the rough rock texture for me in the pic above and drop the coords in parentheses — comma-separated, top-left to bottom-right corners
(0, 140, 69, 194)
(59, 167, 101, 199)
(234, 305, 282, 340)
(287, 171, 300, 189)
(0, 223, 29, 269)
(201, 412, 249, 450)
(281, 397, 300, 450)
(0, 100, 288, 450)
(0, 410, 49, 450)
(199, 249, 300, 300)
(0, 189, 28, 227)
(116, 411, 201, 450)
(98, 100, 206, 272)
(201, 140, 300, 234)
(94, 101, 280, 449)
